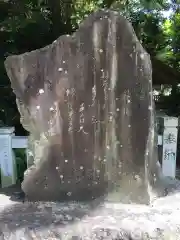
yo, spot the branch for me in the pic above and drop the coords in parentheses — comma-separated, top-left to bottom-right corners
(101, 0, 117, 8)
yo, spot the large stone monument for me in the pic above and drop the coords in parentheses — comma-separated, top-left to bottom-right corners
(4, 10, 165, 203)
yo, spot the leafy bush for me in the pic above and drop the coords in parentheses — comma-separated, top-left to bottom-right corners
(13, 149, 27, 183)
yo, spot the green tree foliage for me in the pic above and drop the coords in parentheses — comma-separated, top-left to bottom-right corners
(155, 5, 180, 116)
(161, 10, 180, 70)
(0, 0, 179, 133)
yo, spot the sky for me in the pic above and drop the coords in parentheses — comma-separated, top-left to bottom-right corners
(162, 9, 173, 18)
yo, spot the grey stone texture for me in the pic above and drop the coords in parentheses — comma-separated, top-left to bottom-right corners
(5, 10, 165, 203)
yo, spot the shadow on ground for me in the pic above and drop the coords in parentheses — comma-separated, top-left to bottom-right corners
(0, 185, 104, 234)
(0, 198, 134, 239)
(0, 183, 25, 202)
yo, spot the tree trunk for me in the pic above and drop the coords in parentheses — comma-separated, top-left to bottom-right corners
(48, 0, 73, 39)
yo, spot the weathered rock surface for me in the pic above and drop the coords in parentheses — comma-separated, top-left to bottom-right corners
(5, 10, 165, 203)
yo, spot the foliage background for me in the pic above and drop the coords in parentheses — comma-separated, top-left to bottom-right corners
(0, 0, 179, 129)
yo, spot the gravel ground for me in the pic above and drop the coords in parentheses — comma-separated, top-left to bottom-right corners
(0, 184, 180, 239)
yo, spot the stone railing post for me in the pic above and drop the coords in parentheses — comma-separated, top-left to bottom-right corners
(0, 127, 17, 188)
(161, 117, 178, 178)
